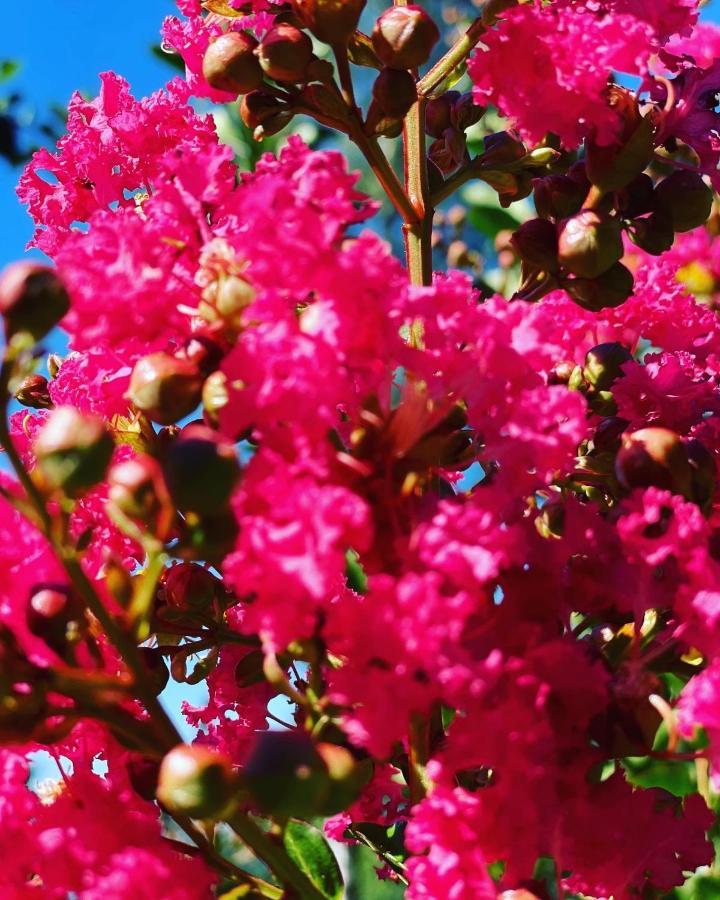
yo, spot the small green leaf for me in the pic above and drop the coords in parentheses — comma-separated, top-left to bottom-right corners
(623, 755, 697, 797)
(283, 821, 344, 900)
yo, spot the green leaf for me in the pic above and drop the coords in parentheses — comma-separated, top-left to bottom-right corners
(345, 549, 367, 594)
(283, 820, 344, 900)
(622, 756, 697, 797)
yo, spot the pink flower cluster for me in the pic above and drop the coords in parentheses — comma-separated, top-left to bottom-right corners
(2, 1, 720, 898)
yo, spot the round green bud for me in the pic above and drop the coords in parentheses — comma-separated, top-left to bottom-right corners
(34, 407, 114, 495)
(157, 744, 237, 819)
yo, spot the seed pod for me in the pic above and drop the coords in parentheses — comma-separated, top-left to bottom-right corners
(372, 6, 439, 70)
(615, 427, 693, 498)
(34, 407, 114, 495)
(511, 218, 559, 271)
(582, 343, 633, 393)
(202, 32, 263, 95)
(558, 210, 624, 279)
(127, 353, 203, 426)
(14, 374, 53, 410)
(291, 0, 366, 45)
(655, 171, 713, 233)
(163, 425, 241, 515)
(564, 262, 634, 311)
(257, 24, 314, 83)
(371, 68, 417, 119)
(0, 263, 70, 341)
(26, 584, 85, 655)
(157, 744, 237, 819)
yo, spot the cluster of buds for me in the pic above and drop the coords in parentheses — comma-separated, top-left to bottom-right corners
(425, 89, 483, 176)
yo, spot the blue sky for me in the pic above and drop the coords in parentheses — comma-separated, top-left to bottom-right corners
(2, 0, 720, 271)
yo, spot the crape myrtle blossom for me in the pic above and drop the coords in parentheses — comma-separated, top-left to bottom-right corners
(3, 0, 720, 897)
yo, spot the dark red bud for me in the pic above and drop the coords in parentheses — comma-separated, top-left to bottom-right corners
(424, 91, 458, 138)
(628, 212, 674, 256)
(372, 5, 439, 69)
(372, 68, 417, 119)
(532, 175, 585, 220)
(202, 32, 263, 95)
(615, 427, 693, 498)
(160, 562, 222, 611)
(127, 352, 203, 426)
(582, 342, 633, 392)
(481, 130, 526, 167)
(558, 210, 624, 279)
(511, 218, 559, 271)
(617, 173, 655, 219)
(14, 374, 53, 409)
(0, 263, 70, 341)
(592, 416, 630, 454)
(428, 127, 466, 175)
(163, 424, 241, 515)
(291, 0, 366, 44)
(239, 91, 294, 138)
(34, 407, 114, 495)
(257, 24, 314, 83)
(127, 754, 161, 802)
(655, 171, 713, 233)
(564, 262, 634, 311)
(450, 92, 483, 131)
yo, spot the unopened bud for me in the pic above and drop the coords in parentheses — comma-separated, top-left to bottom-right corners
(372, 6, 439, 70)
(160, 562, 221, 611)
(202, 32, 263, 95)
(0, 263, 70, 341)
(558, 210, 624, 279)
(372, 68, 417, 119)
(108, 455, 167, 523)
(315, 742, 372, 814)
(615, 427, 693, 498)
(533, 175, 585, 221)
(181, 508, 239, 564)
(200, 274, 256, 332)
(127, 352, 203, 426)
(163, 425, 241, 515)
(451, 93, 482, 132)
(685, 437, 717, 512)
(257, 24, 313, 83)
(564, 262, 634, 311)
(481, 131, 526, 167)
(14, 374, 52, 409)
(428, 128, 466, 175)
(655, 171, 713, 233)
(157, 744, 237, 818)
(47, 353, 63, 379)
(27, 584, 85, 655)
(628, 212, 674, 256)
(291, 0, 366, 45)
(511, 218, 559, 271)
(617, 173, 655, 219)
(239, 91, 294, 138)
(582, 343, 633, 393)
(34, 407, 113, 495)
(424, 91, 458, 138)
(127, 754, 161, 802)
(177, 336, 225, 377)
(592, 416, 629, 454)
(138, 646, 170, 696)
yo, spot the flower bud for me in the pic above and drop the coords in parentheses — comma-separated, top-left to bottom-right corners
(291, 0, 366, 45)
(127, 353, 203, 426)
(14, 374, 53, 409)
(181, 508, 239, 564)
(451, 93, 482, 132)
(200, 274, 256, 332)
(511, 218, 559, 271)
(481, 130, 526, 167)
(424, 91, 458, 138)
(178, 336, 225, 377)
(47, 353, 63, 379)
(532, 175, 585, 220)
(372, 6, 439, 70)
(108, 455, 167, 523)
(160, 562, 221, 611)
(372, 68, 417, 119)
(202, 32, 263, 95)
(157, 744, 237, 819)
(257, 24, 313, 83)
(655, 171, 713, 233)
(615, 427, 693, 498)
(315, 742, 372, 814)
(138, 646, 170, 696)
(34, 407, 114, 495)
(127, 754, 161, 802)
(564, 262, 634, 311)
(617, 172, 655, 219)
(628, 212, 674, 256)
(26, 584, 85, 655)
(163, 425, 241, 515)
(592, 416, 629, 454)
(558, 210, 624, 279)
(582, 343, 633, 393)
(0, 263, 70, 341)
(239, 91, 294, 139)
(242, 730, 330, 817)
(428, 128, 466, 175)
